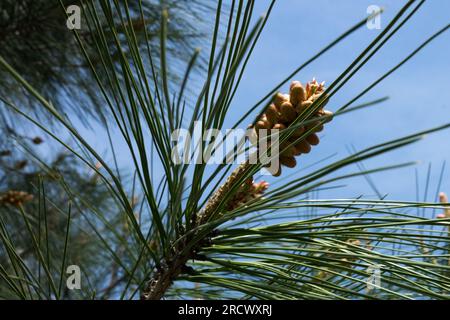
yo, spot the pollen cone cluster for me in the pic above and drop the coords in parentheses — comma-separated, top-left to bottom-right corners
(226, 178, 269, 211)
(253, 79, 333, 176)
(0, 190, 33, 207)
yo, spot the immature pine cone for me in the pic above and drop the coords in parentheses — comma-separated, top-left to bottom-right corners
(226, 178, 269, 211)
(437, 192, 450, 219)
(0, 190, 34, 207)
(253, 79, 333, 176)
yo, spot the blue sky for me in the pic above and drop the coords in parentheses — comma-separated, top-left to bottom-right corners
(67, 1, 449, 207)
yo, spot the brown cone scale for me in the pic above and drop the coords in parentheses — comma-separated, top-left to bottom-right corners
(252, 79, 333, 175)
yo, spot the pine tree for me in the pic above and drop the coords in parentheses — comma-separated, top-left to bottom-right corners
(0, 0, 449, 300)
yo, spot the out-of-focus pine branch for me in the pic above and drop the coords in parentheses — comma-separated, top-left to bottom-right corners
(0, 0, 211, 127)
(0, 134, 133, 299)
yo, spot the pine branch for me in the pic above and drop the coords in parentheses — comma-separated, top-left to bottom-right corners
(142, 78, 334, 299)
(141, 161, 251, 299)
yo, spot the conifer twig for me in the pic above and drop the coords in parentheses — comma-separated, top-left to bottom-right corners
(142, 79, 332, 300)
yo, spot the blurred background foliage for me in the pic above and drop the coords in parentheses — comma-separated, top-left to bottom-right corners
(0, 0, 211, 127)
